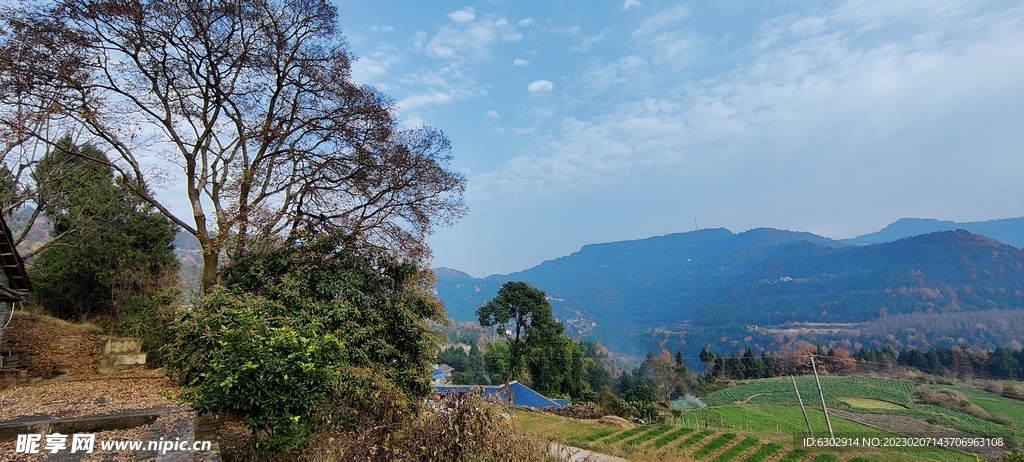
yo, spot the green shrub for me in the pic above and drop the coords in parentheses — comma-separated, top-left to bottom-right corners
(165, 234, 444, 450)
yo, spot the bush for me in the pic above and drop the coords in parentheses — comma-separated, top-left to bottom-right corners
(165, 234, 444, 451)
(234, 390, 550, 462)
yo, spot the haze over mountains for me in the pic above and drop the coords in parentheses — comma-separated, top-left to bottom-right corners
(435, 218, 1024, 357)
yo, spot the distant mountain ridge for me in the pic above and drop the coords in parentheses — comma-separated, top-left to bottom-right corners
(434, 224, 1024, 355)
(841, 217, 1024, 247)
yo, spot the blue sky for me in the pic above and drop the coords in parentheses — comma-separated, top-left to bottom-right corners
(333, 0, 1024, 277)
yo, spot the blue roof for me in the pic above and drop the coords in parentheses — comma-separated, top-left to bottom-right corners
(432, 381, 564, 408)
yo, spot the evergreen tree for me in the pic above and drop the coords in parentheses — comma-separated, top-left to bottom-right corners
(30, 137, 178, 322)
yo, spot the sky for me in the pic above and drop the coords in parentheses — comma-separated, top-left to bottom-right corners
(325, 0, 1024, 277)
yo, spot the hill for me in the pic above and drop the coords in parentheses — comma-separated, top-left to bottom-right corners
(436, 227, 843, 334)
(700, 230, 1024, 327)
(435, 229, 1024, 358)
(841, 217, 1024, 247)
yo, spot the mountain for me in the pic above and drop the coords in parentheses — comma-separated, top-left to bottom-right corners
(701, 230, 1024, 327)
(840, 217, 1024, 247)
(435, 227, 843, 333)
(435, 228, 1024, 358)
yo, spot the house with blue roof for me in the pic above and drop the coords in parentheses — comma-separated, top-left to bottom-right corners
(433, 380, 565, 409)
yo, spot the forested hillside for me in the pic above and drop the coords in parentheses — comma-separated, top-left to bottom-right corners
(436, 229, 1024, 360)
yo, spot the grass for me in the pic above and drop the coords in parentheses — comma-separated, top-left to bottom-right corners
(812, 454, 838, 462)
(683, 404, 881, 435)
(743, 442, 783, 462)
(651, 427, 693, 449)
(710, 437, 759, 462)
(692, 433, 736, 459)
(777, 449, 809, 462)
(624, 424, 672, 446)
(678, 429, 715, 450)
(579, 428, 617, 443)
(603, 425, 659, 445)
(836, 397, 906, 410)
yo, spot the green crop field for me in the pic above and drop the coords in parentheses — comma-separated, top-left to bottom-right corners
(692, 432, 737, 459)
(933, 384, 1024, 428)
(701, 376, 915, 408)
(710, 436, 759, 462)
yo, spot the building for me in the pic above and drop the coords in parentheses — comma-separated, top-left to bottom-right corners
(433, 380, 566, 409)
(0, 216, 31, 346)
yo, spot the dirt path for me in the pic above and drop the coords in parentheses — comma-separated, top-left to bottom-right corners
(549, 443, 631, 462)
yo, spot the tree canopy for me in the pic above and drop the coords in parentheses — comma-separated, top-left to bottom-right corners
(165, 233, 444, 449)
(476, 281, 563, 393)
(29, 137, 178, 321)
(0, 0, 466, 291)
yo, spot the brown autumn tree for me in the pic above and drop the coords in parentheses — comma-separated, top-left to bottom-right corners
(0, 0, 466, 291)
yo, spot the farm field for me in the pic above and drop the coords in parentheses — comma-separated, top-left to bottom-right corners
(513, 407, 973, 461)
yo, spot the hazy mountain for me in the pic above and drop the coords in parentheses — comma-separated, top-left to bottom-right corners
(701, 230, 1024, 327)
(435, 227, 843, 331)
(435, 228, 1024, 357)
(841, 217, 1024, 247)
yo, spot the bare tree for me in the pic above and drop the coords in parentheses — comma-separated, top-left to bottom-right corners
(0, 0, 467, 291)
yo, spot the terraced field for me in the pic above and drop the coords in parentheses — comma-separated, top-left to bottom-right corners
(699, 376, 916, 408)
(517, 409, 973, 461)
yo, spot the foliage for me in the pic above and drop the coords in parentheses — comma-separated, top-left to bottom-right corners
(1, 0, 467, 292)
(678, 429, 715, 450)
(777, 449, 809, 462)
(164, 233, 444, 450)
(28, 137, 179, 324)
(692, 433, 736, 459)
(623, 424, 672, 446)
(743, 442, 783, 462)
(602, 425, 657, 445)
(477, 281, 566, 393)
(710, 437, 759, 462)
(651, 427, 694, 449)
(233, 390, 551, 461)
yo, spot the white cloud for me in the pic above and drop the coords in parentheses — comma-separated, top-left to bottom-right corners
(485, 110, 499, 118)
(622, 0, 641, 10)
(447, 8, 476, 23)
(399, 91, 452, 111)
(572, 31, 607, 52)
(370, 25, 395, 33)
(513, 58, 530, 66)
(518, 18, 534, 27)
(584, 55, 650, 89)
(495, 19, 507, 26)
(351, 55, 393, 84)
(470, 0, 1024, 217)
(527, 80, 554, 92)
(633, 6, 690, 37)
(423, 21, 496, 60)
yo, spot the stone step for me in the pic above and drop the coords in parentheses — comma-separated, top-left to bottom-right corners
(100, 353, 147, 368)
(97, 337, 144, 355)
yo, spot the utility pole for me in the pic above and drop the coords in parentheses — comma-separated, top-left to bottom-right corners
(810, 355, 835, 439)
(792, 376, 814, 439)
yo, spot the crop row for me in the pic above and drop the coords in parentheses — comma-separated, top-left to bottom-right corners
(579, 428, 617, 442)
(678, 428, 715, 450)
(743, 442, 782, 462)
(692, 433, 737, 459)
(702, 376, 914, 406)
(601, 425, 654, 444)
(777, 448, 809, 462)
(710, 437, 759, 462)
(624, 425, 672, 446)
(651, 427, 694, 449)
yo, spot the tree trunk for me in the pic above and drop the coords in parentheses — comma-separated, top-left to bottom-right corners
(201, 247, 219, 294)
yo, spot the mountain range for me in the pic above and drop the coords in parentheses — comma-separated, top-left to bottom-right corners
(434, 218, 1024, 356)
